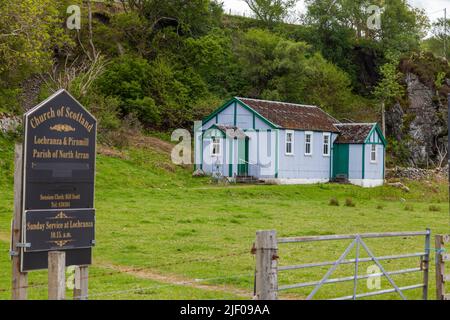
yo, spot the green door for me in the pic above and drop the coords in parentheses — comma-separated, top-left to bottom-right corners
(237, 138, 249, 176)
(333, 144, 349, 178)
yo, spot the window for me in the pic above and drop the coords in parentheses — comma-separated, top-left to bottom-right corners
(211, 137, 221, 156)
(370, 144, 377, 162)
(285, 131, 294, 155)
(305, 132, 313, 155)
(323, 133, 330, 156)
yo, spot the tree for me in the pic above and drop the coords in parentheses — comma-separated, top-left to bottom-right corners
(427, 18, 450, 60)
(237, 29, 367, 118)
(237, 29, 282, 96)
(0, 0, 70, 85)
(377, 0, 428, 54)
(373, 52, 404, 135)
(244, 0, 298, 27)
(121, 0, 222, 37)
(373, 52, 404, 103)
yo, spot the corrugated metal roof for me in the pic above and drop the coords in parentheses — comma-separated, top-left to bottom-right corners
(237, 97, 340, 133)
(334, 123, 375, 144)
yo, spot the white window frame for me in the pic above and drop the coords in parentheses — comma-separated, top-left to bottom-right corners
(370, 144, 377, 163)
(211, 137, 221, 157)
(305, 131, 313, 156)
(285, 130, 294, 155)
(323, 133, 331, 157)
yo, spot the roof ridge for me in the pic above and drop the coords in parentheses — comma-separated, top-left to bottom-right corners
(336, 123, 376, 126)
(235, 97, 318, 109)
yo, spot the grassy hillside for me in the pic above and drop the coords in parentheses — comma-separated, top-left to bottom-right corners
(0, 134, 448, 300)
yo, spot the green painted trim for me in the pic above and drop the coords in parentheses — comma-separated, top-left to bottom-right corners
(365, 124, 387, 146)
(329, 134, 333, 180)
(202, 98, 235, 125)
(202, 98, 278, 129)
(362, 144, 365, 179)
(332, 144, 349, 179)
(275, 129, 279, 178)
(234, 103, 237, 126)
(229, 138, 233, 177)
(253, 113, 256, 129)
(236, 99, 280, 129)
(204, 125, 227, 138)
(245, 137, 249, 162)
(200, 127, 225, 171)
(215, 114, 218, 123)
(200, 134, 204, 170)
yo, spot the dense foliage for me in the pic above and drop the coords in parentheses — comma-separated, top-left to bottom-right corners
(0, 0, 447, 142)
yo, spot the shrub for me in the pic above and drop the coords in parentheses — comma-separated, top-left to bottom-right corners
(404, 204, 414, 211)
(344, 198, 355, 207)
(376, 204, 384, 210)
(329, 198, 339, 206)
(429, 205, 441, 212)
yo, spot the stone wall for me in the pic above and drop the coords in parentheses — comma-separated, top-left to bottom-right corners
(0, 114, 21, 133)
(386, 165, 448, 181)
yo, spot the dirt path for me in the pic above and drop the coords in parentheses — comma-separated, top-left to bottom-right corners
(97, 261, 253, 298)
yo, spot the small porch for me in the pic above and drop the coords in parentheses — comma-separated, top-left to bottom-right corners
(202, 124, 258, 181)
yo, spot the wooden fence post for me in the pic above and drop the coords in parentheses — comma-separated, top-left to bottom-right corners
(435, 235, 449, 300)
(11, 143, 28, 300)
(255, 230, 278, 300)
(73, 266, 89, 300)
(48, 251, 66, 300)
(422, 228, 430, 300)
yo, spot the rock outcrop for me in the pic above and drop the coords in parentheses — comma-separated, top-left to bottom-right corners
(387, 54, 449, 167)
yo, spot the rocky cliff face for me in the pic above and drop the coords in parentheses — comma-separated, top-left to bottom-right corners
(386, 55, 449, 168)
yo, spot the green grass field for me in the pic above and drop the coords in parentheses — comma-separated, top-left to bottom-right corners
(0, 135, 448, 300)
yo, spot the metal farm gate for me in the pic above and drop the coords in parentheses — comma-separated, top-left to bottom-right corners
(253, 229, 431, 300)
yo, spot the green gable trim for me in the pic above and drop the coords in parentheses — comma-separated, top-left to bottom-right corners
(236, 98, 280, 129)
(365, 124, 387, 146)
(201, 126, 226, 170)
(252, 113, 256, 129)
(202, 97, 279, 129)
(234, 103, 237, 126)
(202, 99, 234, 125)
(204, 125, 228, 138)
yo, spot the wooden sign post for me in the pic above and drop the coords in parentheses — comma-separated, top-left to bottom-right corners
(11, 144, 28, 300)
(73, 265, 89, 300)
(48, 251, 66, 300)
(11, 89, 97, 300)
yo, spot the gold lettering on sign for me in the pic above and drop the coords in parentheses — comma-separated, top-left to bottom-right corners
(48, 240, 73, 247)
(50, 124, 75, 132)
(30, 107, 56, 128)
(27, 211, 94, 249)
(31, 149, 90, 160)
(34, 136, 63, 145)
(29, 106, 94, 132)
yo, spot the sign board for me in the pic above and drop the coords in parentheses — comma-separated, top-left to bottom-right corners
(24, 209, 95, 252)
(21, 89, 96, 271)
